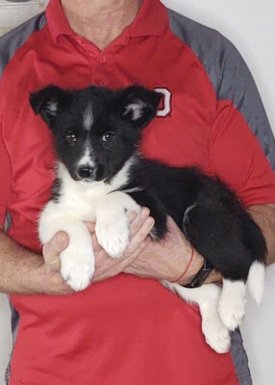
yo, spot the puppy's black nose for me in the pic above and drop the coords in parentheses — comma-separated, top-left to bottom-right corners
(78, 166, 94, 179)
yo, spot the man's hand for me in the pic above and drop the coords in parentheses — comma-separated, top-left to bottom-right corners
(124, 216, 205, 285)
(41, 208, 155, 292)
(42, 212, 207, 291)
(38, 233, 73, 295)
(124, 217, 208, 284)
(248, 204, 275, 265)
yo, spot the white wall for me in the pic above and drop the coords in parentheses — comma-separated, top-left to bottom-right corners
(0, 1, 274, 384)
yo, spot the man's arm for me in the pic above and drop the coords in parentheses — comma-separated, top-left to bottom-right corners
(0, 208, 154, 295)
(248, 204, 275, 265)
(0, 225, 72, 295)
(2, 202, 271, 293)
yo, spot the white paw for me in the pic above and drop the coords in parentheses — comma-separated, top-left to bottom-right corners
(60, 245, 95, 291)
(96, 215, 130, 258)
(202, 316, 231, 353)
(218, 297, 246, 331)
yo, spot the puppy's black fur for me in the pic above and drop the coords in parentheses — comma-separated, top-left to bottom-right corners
(30, 85, 267, 282)
(126, 160, 266, 280)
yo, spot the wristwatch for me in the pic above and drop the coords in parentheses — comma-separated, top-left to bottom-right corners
(184, 258, 213, 288)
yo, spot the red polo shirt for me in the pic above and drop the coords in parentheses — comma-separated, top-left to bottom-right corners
(0, 0, 275, 384)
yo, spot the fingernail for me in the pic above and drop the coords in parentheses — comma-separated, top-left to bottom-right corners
(140, 207, 150, 219)
(147, 217, 155, 229)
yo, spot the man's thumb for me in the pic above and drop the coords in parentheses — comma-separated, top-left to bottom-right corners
(42, 232, 69, 272)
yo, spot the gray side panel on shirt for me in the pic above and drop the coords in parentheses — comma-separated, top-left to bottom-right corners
(168, 9, 256, 385)
(168, 8, 275, 169)
(0, 13, 46, 385)
(0, 12, 46, 77)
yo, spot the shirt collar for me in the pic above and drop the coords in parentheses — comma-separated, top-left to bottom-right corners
(46, 0, 169, 44)
(128, 0, 168, 37)
(46, 0, 76, 42)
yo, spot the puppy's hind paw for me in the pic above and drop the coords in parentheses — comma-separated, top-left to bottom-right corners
(202, 317, 231, 354)
(218, 280, 246, 331)
(218, 300, 245, 331)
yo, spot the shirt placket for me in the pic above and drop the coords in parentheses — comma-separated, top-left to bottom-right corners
(93, 54, 110, 87)
(71, 34, 129, 88)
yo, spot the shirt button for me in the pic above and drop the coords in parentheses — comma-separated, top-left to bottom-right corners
(99, 56, 107, 63)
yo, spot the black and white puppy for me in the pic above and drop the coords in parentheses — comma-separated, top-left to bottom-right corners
(30, 85, 266, 353)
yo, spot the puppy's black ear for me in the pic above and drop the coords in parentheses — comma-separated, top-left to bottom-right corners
(29, 86, 70, 126)
(120, 86, 161, 128)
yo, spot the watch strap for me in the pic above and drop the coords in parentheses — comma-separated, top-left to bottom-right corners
(184, 259, 213, 288)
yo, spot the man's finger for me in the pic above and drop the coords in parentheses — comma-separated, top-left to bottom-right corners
(124, 216, 155, 257)
(42, 231, 69, 273)
(127, 210, 138, 224)
(127, 236, 151, 261)
(129, 207, 150, 237)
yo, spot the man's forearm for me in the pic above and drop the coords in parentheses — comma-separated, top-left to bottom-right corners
(248, 204, 275, 265)
(0, 229, 46, 294)
(0, 229, 69, 295)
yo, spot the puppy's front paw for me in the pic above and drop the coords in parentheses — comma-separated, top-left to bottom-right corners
(96, 215, 130, 258)
(60, 245, 95, 291)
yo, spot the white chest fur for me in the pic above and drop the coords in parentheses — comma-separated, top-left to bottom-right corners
(54, 161, 134, 220)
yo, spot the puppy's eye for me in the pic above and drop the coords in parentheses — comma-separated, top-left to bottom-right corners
(101, 132, 115, 143)
(65, 131, 77, 143)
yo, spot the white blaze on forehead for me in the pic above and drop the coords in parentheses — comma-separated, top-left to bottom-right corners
(78, 144, 95, 167)
(83, 103, 94, 131)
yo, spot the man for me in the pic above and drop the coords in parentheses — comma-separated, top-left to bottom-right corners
(0, 0, 275, 384)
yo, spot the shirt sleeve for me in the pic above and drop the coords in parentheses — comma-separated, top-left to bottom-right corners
(209, 99, 275, 207)
(208, 31, 275, 169)
(0, 113, 12, 225)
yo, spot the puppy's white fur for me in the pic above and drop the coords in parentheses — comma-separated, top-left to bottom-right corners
(78, 144, 95, 168)
(39, 157, 139, 291)
(218, 279, 246, 331)
(83, 103, 93, 131)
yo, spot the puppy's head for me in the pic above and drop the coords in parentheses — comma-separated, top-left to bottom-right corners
(30, 85, 161, 182)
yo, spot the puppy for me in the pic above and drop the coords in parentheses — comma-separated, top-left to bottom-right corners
(30, 85, 266, 353)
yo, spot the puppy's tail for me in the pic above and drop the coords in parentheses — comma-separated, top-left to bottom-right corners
(247, 261, 265, 305)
